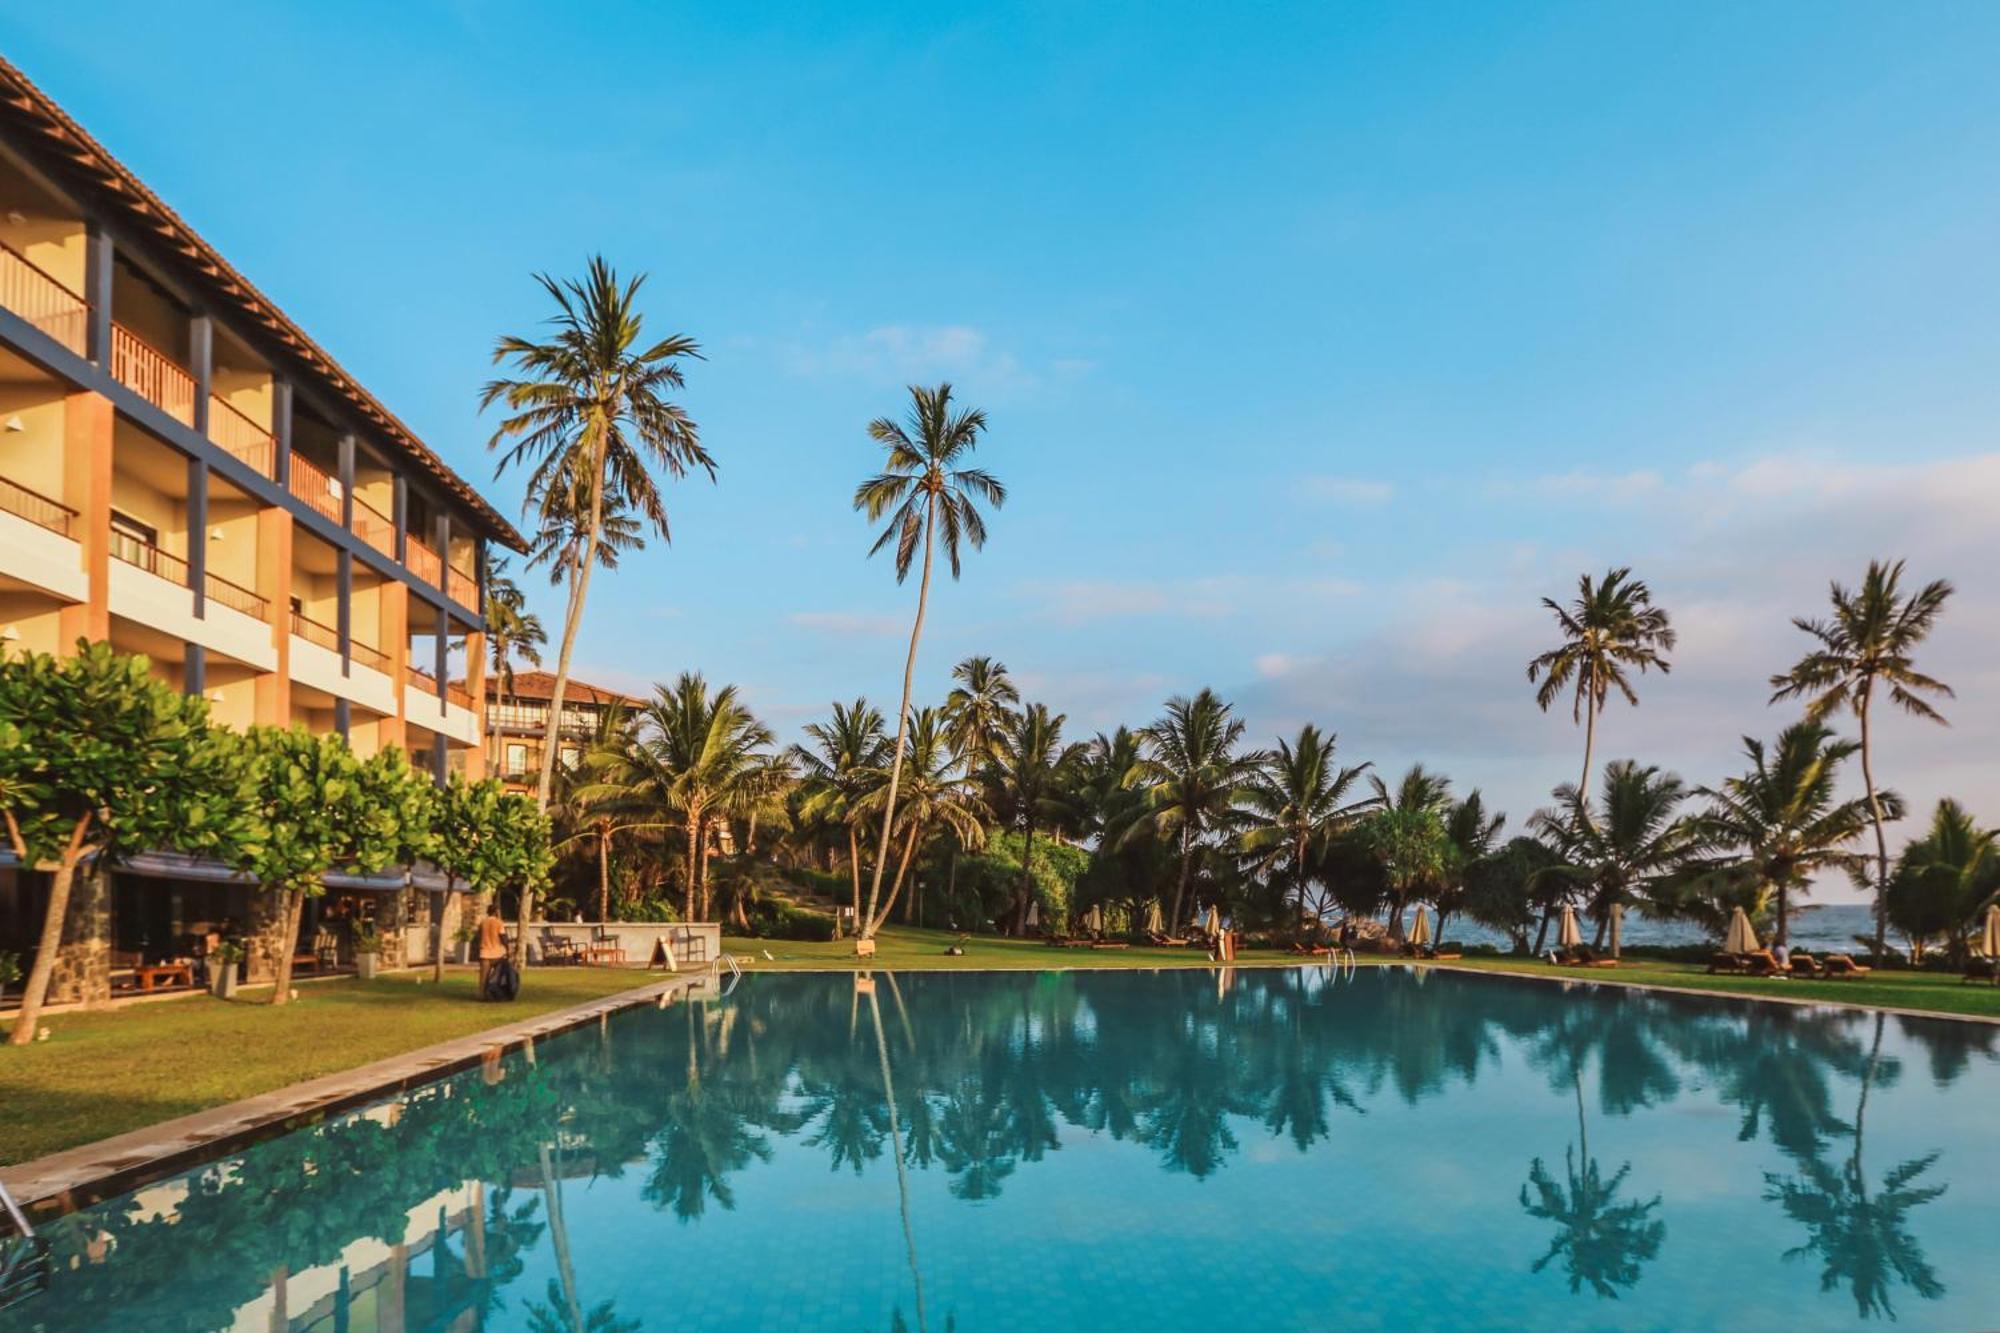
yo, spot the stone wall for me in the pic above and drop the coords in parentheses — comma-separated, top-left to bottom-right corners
(245, 887, 289, 983)
(47, 864, 110, 1006)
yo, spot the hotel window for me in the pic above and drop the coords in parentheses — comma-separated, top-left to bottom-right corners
(505, 742, 528, 773)
(110, 510, 158, 564)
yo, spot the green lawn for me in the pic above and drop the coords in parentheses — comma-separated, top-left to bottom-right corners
(723, 925, 1302, 971)
(0, 967, 651, 1165)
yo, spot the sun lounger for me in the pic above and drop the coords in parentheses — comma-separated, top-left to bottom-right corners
(1962, 956, 1998, 984)
(1822, 953, 1871, 978)
(1786, 952, 1824, 978)
(1147, 932, 1193, 947)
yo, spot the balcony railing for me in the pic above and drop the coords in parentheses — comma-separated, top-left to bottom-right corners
(350, 638, 389, 673)
(445, 679, 474, 710)
(290, 608, 340, 654)
(207, 396, 275, 478)
(0, 241, 86, 356)
(289, 453, 343, 526)
(446, 565, 477, 607)
(406, 663, 437, 695)
(353, 495, 396, 558)
(111, 323, 196, 427)
(489, 702, 610, 736)
(111, 530, 190, 588)
(203, 570, 268, 621)
(0, 475, 76, 538)
(406, 535, 442, 588)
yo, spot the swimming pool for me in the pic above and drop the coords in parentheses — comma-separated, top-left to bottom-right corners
(6, 966, 1996, 1330)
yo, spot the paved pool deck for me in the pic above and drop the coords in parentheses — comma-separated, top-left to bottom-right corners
(2, 971, 713, 1221)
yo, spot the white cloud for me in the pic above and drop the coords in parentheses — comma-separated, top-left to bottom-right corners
(1302, 475, 1395, 505)
(788, 610, 904, 637)
(778, 323, 1086, 396)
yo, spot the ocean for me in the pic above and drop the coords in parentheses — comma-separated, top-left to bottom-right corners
(1437, 901, 1880, 955)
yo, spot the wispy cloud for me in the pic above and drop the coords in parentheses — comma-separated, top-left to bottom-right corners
(788, 610, 903, 637)
(776, 323, 1088, 397)
(1302, 475, 1395, 505)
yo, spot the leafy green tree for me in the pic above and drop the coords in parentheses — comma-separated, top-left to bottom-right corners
(244, 731, 415, 1005)
(791, 698, 890, 926)
(989, 702, 1080, 933)
(1238, 725, 1375, 931)
(1685, 721, 1884, 946)
(431, 775, 553, 981)
(853, 383, 1005, 944)
(0, 642, 260, 1045)
(1437, 789, 1505, 941)
(1464, 835, 1564, 953)
(1770, 558, 1953, 961)
(1884, 800, 2000, 962)
(483, 256, 712, 952)
(1528, 567, 1676, 804)
(1127, 689, 1259, 930)
(1362, 806, 1449, 943)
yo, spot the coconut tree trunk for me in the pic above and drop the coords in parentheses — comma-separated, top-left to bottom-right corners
(846, 825, 863, 933)
(268, 887, 306, 1007)
(537, 1142, 585, 1333)
(1019, 819, 1038, 935)
(1857, 692, 1891, 962)
(870, 821, 924, 936)
(862, 498, 936, 942)
(1169, 824, 1194, 933)
(698, 817, 717, 921)
(521, 440, 607, 963)
(430, 886, 449, 984)
(1775, 879, 1789, 948)
(597, 825, 611, 923)
(8, 817, 91, 1046)
(683, 811, 702, 922)
(1580, 691, 1598, 805)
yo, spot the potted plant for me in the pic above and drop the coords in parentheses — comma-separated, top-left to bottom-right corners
(452, 921, 476, 965)
(207, 939, 245, 1000)
(352, 921, 384, 980)
(0, 951, 19, 1007)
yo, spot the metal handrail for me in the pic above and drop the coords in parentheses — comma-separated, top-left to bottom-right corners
(0, 1179, 31, 1241)
(0, 1173, 47, 1312)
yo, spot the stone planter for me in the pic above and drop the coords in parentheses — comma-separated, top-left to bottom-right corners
(453, 940, 473, 965)
(356, 951, 383, 980)
(208, 965, 240, 1000)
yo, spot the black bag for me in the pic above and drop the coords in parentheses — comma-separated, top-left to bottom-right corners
(483, 958, 520, 1002)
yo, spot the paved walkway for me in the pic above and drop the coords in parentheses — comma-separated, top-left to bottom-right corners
(2, 971, 711, 1220)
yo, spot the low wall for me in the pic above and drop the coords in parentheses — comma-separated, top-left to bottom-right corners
(532, 922, 723, 967)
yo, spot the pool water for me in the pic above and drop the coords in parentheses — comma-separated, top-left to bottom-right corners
(6, 967, 1997, 1331)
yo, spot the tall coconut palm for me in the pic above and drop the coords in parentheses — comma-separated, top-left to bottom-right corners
(1527, 568, 1676, 804)
(554, 703, 636, 922)
(483, 258, 711, 943)
(790, 699, 890, 926)
(854, 708, 989, 935)
(579, 674, 773, 922)
(1126, 689, 1260, 931)
(1238, 725, 1375, 931)
(1770, 559, 1954, 961)
(483, 554, 545, 773)
(1688, 721, 1884, 947)
(942, 655, 1020, 766)
(990, 703, 1079, 933)
(853, 384, 1006, 945)
(1534, 760, 1695, 949)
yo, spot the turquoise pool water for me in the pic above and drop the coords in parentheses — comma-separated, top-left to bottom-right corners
(6, 967, 1997, 1330)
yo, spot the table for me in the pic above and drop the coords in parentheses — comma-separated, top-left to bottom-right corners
(133, 963, 193, 992)
(585, 941, 627, 965)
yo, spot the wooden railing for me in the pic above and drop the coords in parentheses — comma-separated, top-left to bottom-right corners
(290, 608, 340, 654)
(204, 570, 268, 621)
(207, 395, 275, 478)
(0, 475, 76, 537)
(446, 565, 477, 607)
(445, 679, 474, 710)
(288, 452, 342, 525)
(405, 663, 438, 697)
(110, 531, 190, 587)
(406, 535, 442, 587)
(350, 638, 389, 672)
(0, 241, 86, 355)
(352, 495, 396, 558)
(110, 323, 195, 426)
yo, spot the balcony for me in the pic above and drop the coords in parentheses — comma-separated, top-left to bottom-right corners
(208, 396, 275, 479)
(350, 637, 389, 673)
(288, 452, 342, 526)
(446, 563, 477, 608)
(203, 569, 267, 621)
(0, 475, 75, 538)
(353, 494, 396, 559)
(291, 607, 339, 654)
(406, 535, 442, 588)
(110, 527, 189, 587)
(0, 241, 86, 356)
(110, 323, 195, 427)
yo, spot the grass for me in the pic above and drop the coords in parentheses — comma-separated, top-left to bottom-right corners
(8, 929, 1995, 1167)
(0, 967, 650, 1165)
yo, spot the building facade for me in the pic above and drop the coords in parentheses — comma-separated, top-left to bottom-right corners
(0, 59, 525, 1002)
(486, 670, 641, 793)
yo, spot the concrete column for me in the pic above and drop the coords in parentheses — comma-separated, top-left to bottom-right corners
(187, 455, 208, 615)
(379, 579, 407, 754)
(83, 222, 113, 365)
(190, 312, 213, 436)
(254, 506, 293, 726)
(58, 391, 113, 643)
(184, 642, 206, 696)
(334, 696, 350, 739)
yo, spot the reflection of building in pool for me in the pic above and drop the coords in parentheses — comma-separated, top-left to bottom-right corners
(0, 56, 526, 1008)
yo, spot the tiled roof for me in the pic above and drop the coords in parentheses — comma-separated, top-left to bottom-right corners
(493, 670, 644, 707)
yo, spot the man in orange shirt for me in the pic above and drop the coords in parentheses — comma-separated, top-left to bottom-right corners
(477, 903, 508, 996)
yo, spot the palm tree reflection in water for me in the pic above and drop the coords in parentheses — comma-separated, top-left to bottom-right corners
(1518, 1069, 1666, 1299)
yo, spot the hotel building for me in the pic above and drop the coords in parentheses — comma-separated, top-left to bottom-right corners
(0, 59, 525, 1000)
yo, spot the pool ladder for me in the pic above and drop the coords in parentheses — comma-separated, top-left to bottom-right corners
(715, 951, 744, 999)
(0, 1178, 48, 1313)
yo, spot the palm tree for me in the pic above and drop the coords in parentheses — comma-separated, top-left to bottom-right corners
(990, 703, 1078, 933)
(1127, 689, 1260, 931)
(1770, 559, 1954, 961)
(1527, 568, 1676, 803)
(1534, 761, 1695, 950)
(1687, 721, 1884, 947)
(1885, 800, 2000, 962)
(579, 674, 774, 921)
(792, 698, 890, 928)
(1238, 725, 1375, 931)
(853, 384, 1006, 945)
(853, 708, 988, 934)
(554, 703, 636, 922)
(484, 257, 710, 951)
(483, 554, 545, 773)
(1437, 789, 1506, 941)
(942, 655, 1020, 766)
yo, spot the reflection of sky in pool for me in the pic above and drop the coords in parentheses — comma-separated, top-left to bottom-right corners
(10, 967, 1998, 1331)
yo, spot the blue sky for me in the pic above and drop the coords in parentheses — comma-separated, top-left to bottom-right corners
(11, 4, 2000, 896)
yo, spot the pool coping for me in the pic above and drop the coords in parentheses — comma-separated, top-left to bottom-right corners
(1, 970, 713, 1223)
(1428, 960, 2000, 1026)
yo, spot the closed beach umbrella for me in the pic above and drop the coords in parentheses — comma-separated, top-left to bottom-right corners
(1724, 905, 1760, 955)
(1557, 904, 1583, 950)
(1084, 904, 1103, 935)
(1409, 908, 1431, 948)
(1025, 900, 1039, 930)
(1144, 899, 1163, 935)
(1981, 904, 2000, 958)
